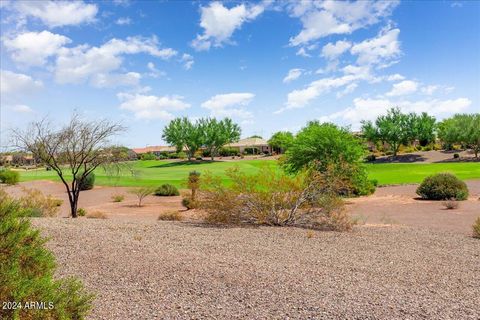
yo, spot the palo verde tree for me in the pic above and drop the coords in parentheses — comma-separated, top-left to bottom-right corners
(12, 114, 125, 218)
(268, 131, 294, 154)
(200, 117, 241, 160)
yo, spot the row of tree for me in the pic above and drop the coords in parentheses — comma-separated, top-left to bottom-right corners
(162, 117, 241, 160)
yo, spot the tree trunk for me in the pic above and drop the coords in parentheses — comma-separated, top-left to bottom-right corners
(69, 192, 78, 218)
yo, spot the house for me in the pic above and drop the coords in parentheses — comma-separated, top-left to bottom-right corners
(132, 145, 177, 157)
(225, 137, 271, 155)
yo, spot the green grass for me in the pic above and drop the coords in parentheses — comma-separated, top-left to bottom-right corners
(18, 159, 480, 187)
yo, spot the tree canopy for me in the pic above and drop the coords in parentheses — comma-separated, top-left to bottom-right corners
(200, 118, 241, 160)
(268, 131, 294, 153)
(438, 113, 480, 157)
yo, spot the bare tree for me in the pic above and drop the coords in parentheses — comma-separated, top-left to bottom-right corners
(12, 114, 125, 218)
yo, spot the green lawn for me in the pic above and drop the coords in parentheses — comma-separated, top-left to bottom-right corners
(18, 159, 480, 187)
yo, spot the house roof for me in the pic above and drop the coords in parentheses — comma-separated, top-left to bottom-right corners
(132, 146, 177, 154)
(226, 137, 269, 148)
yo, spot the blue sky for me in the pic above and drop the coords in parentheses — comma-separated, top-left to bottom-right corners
(1, 0, 479, 149)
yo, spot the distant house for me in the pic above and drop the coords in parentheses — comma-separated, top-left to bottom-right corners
(226, 137, 271, 155)
(0, 153, 36, 167)
(132, 146, 177, 157)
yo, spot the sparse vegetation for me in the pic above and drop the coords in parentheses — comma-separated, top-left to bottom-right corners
(473, 217, 480, 239)
(77, 208, 87, 217)
(19, 187, 62, 217)
(416, 173, 469, 200)
(111, 193, 125, 202)
(158, 210, 183, 221)
(86, 211, 108, 219)
(0, 169, 20, 185)
(129, 186, 155, 207)
(0, 190, 93, 319)
(154, 184, 179, 196)
(442, 199, 459, 210)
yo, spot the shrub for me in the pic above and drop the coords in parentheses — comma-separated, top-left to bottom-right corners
(182, 197, 198, 210)
(0, 190, 93, 319)
(111, 194, 125, 202)
(365, 154, 376, 162)
(79, 172, 95, 191)
(154, 184, 180, 196)
(77, 208, 87, 217)
(199, 167, 353, 231)
(442, 199, 459, 210)
(177, 151, 187, 159)
(129, 186, 155, 207)
(19, 187, 62, 217)
(219, 147, 239, 157)
(416, 173, 469, 200)
(0, 169, 20, 185)
(158, 210, 183, 221)
(168, 153, 178, 159)
(473, 217, 480, 239)
(141, 152, 156, 160)
(453, 153, 460, 159)
(86, 211, 108, 219)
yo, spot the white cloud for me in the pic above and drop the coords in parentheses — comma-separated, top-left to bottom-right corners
(421, 85, 438, 95)
(3, 31, 71, 66)
(336, 83, 358, 98)
(386, 80, 418, 96)
(54, 36, 177, 86)
(289, 1, 399, 46)
(319, 97, 472, 129)
(201, 93, 254, 119)
(117, 92, 190, 120)
(116, 17, 131, 25)
(181, 54, 194, 70)
(386, 73, 405, 81)
(11, 104, 33, 113)
(90, 72, 141, 88)
(0, 70, 43, 96)
(14, 1, 98, 27)
(296, 47, 311, 57)
(283, 68, 303, 83)
(350, 27, 401, 66)
(146, 62, 166, 78)
(321, 40, 351, 60)
(191, 1, 267, 51)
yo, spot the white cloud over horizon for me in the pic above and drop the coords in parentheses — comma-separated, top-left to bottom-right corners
(201, 93, 254, 120)
(118, 92, 191, 120)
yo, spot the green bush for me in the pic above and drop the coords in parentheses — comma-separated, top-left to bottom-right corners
(416, 173, 469, 200)
(0, 190, 93, 319)
(177, 151, 187, 159)
(141, 152, 156, 160)
(79, 172, 95, 191)
(0, 169, 20, 185)
(77, 208, 87, 217)
(219, 147, 239, 157)
(154, 184, 180, 196)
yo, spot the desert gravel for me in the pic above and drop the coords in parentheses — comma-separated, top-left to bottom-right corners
(31, 219, 480, 320)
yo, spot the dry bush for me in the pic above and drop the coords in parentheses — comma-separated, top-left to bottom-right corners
(158, 210, 183, 221)
(111, 193, 125, 202)
(443, 199, 459, 210)
(86, 211, 108, 219)
(199, 166, 353, 231)
(473, 217, 480, 239)
(128, 186, 155, 207)
(306, 230, 315, 239)
(19, 187, 62, 217)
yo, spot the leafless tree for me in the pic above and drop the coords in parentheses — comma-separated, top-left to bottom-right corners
(12, 114, 125, 218)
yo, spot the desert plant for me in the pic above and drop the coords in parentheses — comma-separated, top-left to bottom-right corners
(77, 208, 87, 217)
(0, 169, 20, 185)
(154, 184, 180, 196)
(199, 166, 352, 231)
(181, 197, 198, 210)
(79, 172, 95, 191)
(473, 217, 480, 238)
(416, 173, 469, 200)
(86, 211, 108, 219)
(19, 187, 62, 217)
(111, 193, 125, 202)
(158, 210, 183, 221)
(443, 199, 459, 210)
(129, 186, 155, 207)
(0, 190, 93, 319)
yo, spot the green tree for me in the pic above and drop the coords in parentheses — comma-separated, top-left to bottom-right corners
(201, 118, 241, 160)
(268, 131, 294, 154)
(413, 112, 437, 146)
(438, 113, 480, 157)
(162, 117, 205, 160)
(361, 107, 410, 157)
(282, 121, 373, 195)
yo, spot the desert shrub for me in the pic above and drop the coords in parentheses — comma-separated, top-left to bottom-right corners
(79, 172, 95, 191)
(19, 187, 62, 217)
(77, 208, 87, 217)
(158, 210, 183, 221)
(182, 197, 198, 210)
(86, 211, 108, 219)
(154, 184, 179, 196)
(416, 173, 468, 200)
(453, 153, 460, 159)
(199, 166, 353, 231)
(111, 194, 125, 202)
(0, 190, 93, 320)
(442, 199, 459, 210)
(473, 217, 480, 239)
(365, 154, 376, 162)
(0, 169, 20, 185)
(219, 147, 239, 157)
(129, 186, 155, 207)
(141, 152, 156, 160)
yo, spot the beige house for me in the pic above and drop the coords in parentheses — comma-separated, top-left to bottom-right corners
(132, 145, 177, 156)
(226, 137, 271, 155)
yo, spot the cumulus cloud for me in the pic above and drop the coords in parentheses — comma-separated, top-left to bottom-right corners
(117, 92, 190, 120)
(201, 93, 254, 119)
(13, 1, 98, 27)
(0, 70, 43, 96)
(289, 1, 399, 46)
(350, 27, 401, 66)
(319, 97, 472, 129)
(3, 31, 71, 66)
(181, 54, 194, 70)
(321, 40, 351, 60)
(386, 80, 418, 96)
(146, 62, 166, 78)
(115, 17, 131, 25)
(421, 85, 439, 95)
(283, 68, 303, 83)
(191, 1, 267, 51)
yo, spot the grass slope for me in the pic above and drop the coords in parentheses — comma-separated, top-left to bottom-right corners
(19, 160, 480, 187)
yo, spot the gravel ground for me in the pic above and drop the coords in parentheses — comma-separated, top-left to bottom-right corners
(31, 218, 480, 320)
